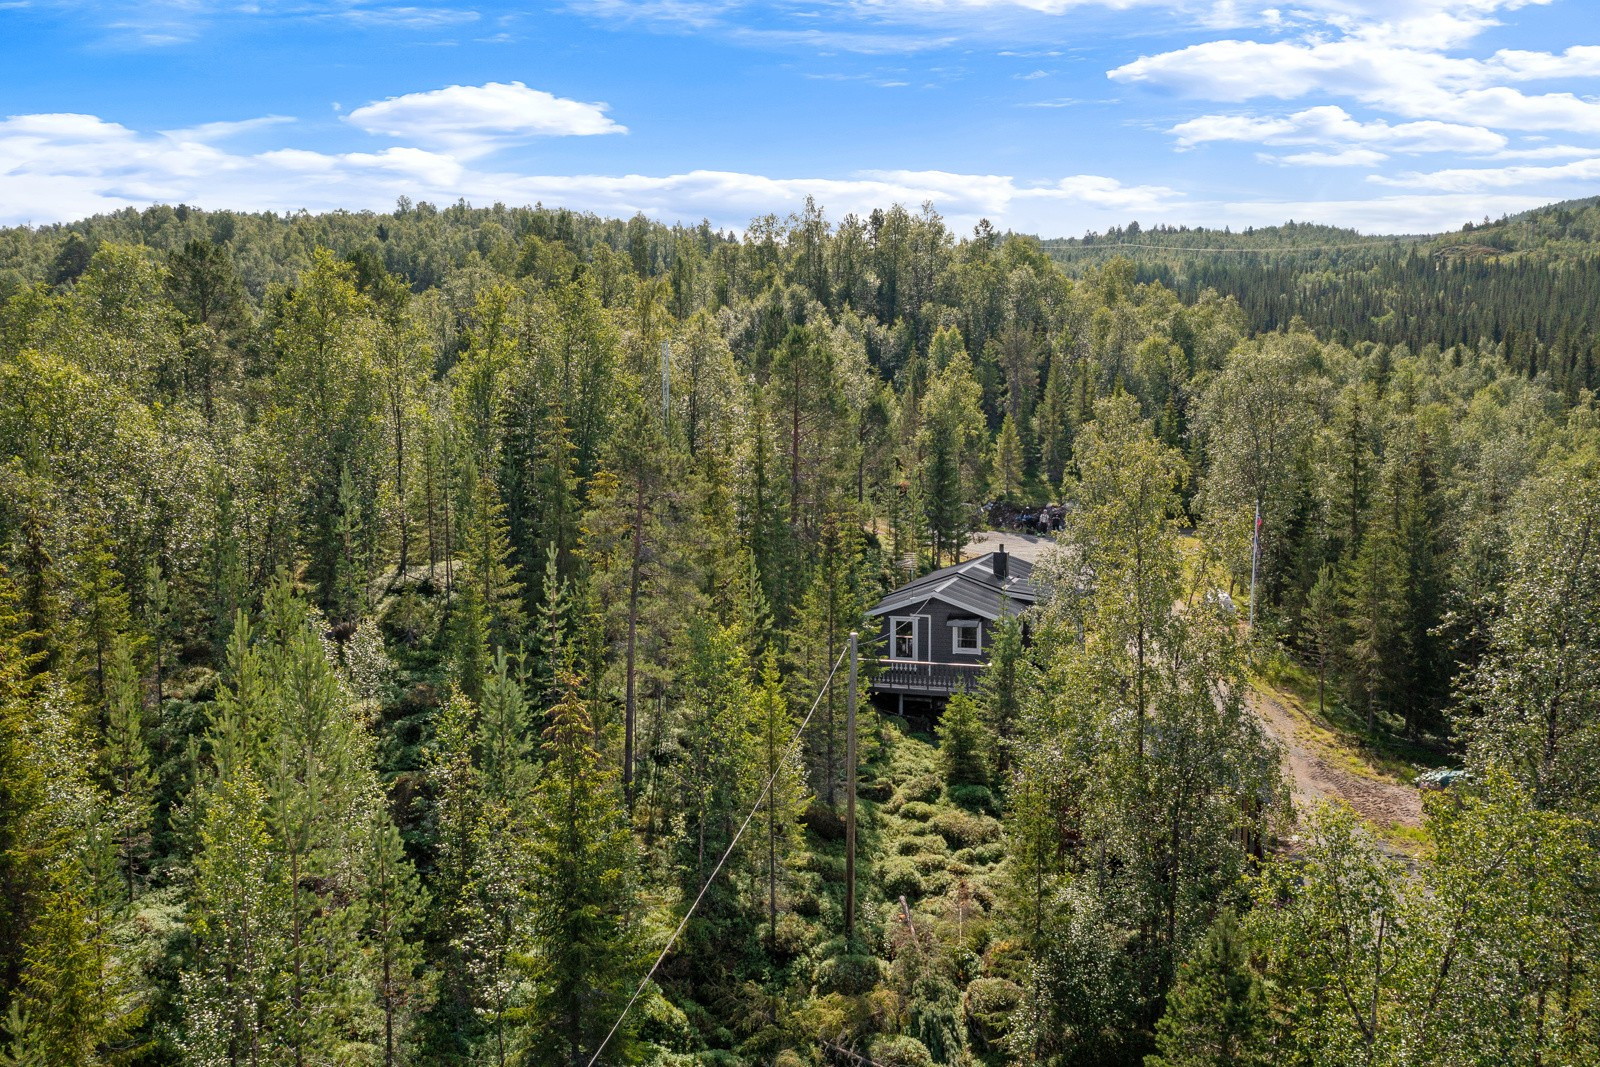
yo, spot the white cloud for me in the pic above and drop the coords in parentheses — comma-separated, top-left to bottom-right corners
(1271, 147, 1388, 166)
(0, 106, 1578, 239)
(1369, 154, 1600, 190)
(161, 116, 296, 142)
(345, 81, 626, 156)
(1172, 106, 1507, 152)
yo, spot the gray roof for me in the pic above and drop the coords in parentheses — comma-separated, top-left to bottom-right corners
(869, 551, 1039, 621)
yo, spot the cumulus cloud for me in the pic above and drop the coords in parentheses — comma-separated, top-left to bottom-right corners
(0, 104, 1570, 238)
(1172, 106, 1507, 153)
(344, 81, 626, 156)
(1107, 0, 1600, 150)
(1369, 154, 1600, 190)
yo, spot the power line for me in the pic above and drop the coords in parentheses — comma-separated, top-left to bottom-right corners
(584, 643, 853, 1067)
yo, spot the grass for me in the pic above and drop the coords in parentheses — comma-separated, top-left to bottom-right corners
(1256, 652, 1451, 782)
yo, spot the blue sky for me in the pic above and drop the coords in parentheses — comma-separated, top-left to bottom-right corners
(2, 0, 1598, 235)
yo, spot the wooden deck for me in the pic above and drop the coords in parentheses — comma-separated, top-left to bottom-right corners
(872, 658, 984, 696)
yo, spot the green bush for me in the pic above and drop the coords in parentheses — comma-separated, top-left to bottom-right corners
(930, 809, 1002, 849)
(897, 801, 939, 823)
(867, 1036, 933, 1067)
(965, 977, 1022, 1047)
(946, 783, 998, 815)
(815, 951, 882, 996)
(954, 842, 1006, 866)
(859, 778, 895, 802)
(770, 911, 812, 958)
(880, 856, 927, 899)
(895, 833, 948, 857)
(889, 773, 943, 811)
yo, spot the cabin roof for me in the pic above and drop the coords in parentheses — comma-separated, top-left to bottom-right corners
(869, 551, 1039, 622)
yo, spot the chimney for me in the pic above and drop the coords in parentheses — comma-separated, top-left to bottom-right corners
(993, 544, 1009, 581)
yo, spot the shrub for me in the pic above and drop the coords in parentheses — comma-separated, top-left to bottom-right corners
(964, 977, 1022, 1048)
(889, 773, 943, 811)
(859, 778, 895, 802)
(946, 783, 998, 815)
(867, 1036, 932, 1067)
(955, 842, 1006, 866)
(897, 801, 939, 823)
(930, 810, 1002, 849)
(895, 833, 948, 857)
(880, 856, 927, 899)
(770, 911, 812, 958)
(803, 801, 846, 841)
(815, 951, 882, 996)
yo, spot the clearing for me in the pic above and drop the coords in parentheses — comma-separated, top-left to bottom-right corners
(1250, 682, 1426, 854)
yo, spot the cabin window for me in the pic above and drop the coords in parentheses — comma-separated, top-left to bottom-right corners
(890, 617, 918, 660)
(951, 620, 981, 655)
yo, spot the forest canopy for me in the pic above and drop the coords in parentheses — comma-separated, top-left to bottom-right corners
(1, 195, 1598, 1067)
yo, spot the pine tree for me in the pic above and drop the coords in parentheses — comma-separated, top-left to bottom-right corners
(937, 692, 988, 788)
(71, 531, 134, 705)
(991, 414, 1024, 503)
(364, 814, 430, 1067)
(100, 631, 153, 899)
(1036, 354, 1072, 486)
(978, 612, 1029, 774)
(519, 675, 642, 1067)
(461, 463, 525, 651)
(1303, 563, 1339, 717)
(1146, 911, 1268, 1067)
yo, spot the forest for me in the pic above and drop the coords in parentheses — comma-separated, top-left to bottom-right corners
(0, 195, 1597, 1067)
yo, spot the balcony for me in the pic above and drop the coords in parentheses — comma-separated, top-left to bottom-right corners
(872, 658, 985, 697)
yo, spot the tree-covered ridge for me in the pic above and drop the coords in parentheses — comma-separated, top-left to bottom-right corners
(1042, 199, 1600, 392)
(1, 195, 1598, 1066)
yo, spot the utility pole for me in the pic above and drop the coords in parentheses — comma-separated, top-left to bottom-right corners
(844, 631, 859, 941)
(1248, 500, 1262, 634)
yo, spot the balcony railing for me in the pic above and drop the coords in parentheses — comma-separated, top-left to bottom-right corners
(872, 658, 984, 696)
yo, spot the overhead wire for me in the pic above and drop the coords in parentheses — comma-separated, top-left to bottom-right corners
(583, 643, 854, 1067)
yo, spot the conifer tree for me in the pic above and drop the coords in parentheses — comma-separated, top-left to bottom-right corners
(461, 462, 525, 651)
(364, 813, 430, 1067)
(181, 770, 284, 1067)
(100, 632, 153, 898)
(1145, 911, 1268, 1067)
(991, 414, 1025, 503)
(1036, 354, 1072, 486)
(936, 693, 988, 788)
(519, 675, 642, 1067)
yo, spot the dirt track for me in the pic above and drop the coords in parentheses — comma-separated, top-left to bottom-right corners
(1251, 690, 1423, 833)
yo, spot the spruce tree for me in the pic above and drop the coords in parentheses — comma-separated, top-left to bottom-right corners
(1145, 911, 1268, 1067)
(991, 413, 1025, 503)
(519, 675, 642, 1067)
(100, 632, 153, 899)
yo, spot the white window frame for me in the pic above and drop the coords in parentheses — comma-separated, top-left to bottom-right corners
(889, 616, 920, 661)
(950, 619, 983, 656)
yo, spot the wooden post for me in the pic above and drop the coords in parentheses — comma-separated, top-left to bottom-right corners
(845, 631, 859, 941)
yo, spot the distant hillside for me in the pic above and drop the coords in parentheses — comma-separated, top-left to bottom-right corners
(1041, 198, 1600, 375)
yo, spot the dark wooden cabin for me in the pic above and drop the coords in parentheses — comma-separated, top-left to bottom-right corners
(867, 546, 1037, 716)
